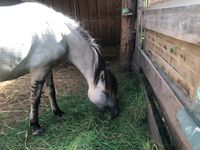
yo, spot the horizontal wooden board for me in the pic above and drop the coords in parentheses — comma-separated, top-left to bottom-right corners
(148, 0, 167, 6)
(146, 0, 200, 9)
(143, 1, 200, 46)
(145, 30, 200, 100)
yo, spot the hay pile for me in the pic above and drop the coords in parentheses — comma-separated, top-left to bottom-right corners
(0, 74, 153, 150)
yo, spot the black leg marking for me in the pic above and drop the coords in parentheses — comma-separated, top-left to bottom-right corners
(30, 69, 49, 136)
(45, 70, 64, 118)
(30, 80, 45, 136)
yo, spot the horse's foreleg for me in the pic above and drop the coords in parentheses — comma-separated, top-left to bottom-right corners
(30, 68, 47, 135)
(45, 70, 64, 118)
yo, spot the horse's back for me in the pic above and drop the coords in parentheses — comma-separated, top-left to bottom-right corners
(0, 2, 70, 82)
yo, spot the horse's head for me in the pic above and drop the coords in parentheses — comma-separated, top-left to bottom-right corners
(88, 69, 119, 119)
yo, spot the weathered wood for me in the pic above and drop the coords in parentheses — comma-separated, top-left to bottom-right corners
(40, 0, 121, 46)
(148, 0, 168, 6)
(78, 0, 90, 29)
(120, 0, 136, 71)
(147, 0, 200, 9)
(132, 0, 143, 72)
(60, 0, 71, 16)
(145, 30, 200, 100)
(143, 1, 200, 46)
(115, 0, 121, 45)
(97, 0, 108, 44)
(140, 50, 192, 150)
(107, 0, 116, 44)
(88, 0, 99, 38)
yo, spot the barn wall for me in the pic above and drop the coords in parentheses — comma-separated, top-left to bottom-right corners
(134, 0, 200, 149)
(143, 0, 200, 102)
(39, 0, 122, 46)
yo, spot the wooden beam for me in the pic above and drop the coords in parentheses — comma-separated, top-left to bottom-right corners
(132, 0, 142, 72)
(120, 0, 136, 71)
(143, 1, 200, 46)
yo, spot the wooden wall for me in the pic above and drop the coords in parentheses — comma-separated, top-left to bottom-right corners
(38, 0, 122, 46)
(134, 0, 200, 149)
(145, 30, 200, 101)
(143, 0, 200, 102)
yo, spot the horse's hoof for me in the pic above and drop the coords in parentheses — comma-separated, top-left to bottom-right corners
(54, 109, 64, 119)
(32, 128, 44, 136)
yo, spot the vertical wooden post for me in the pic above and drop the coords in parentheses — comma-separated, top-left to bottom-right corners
(120, 0, 136, 72)
(132, 0, 143, 72)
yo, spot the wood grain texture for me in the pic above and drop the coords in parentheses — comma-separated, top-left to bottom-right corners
(132, 0, 143, 72)
(97, 0, 108, 44)
(148, 0, 168, 6)
(88, 0, 99, 38)
(115, 0, 121, 45)
(120, 0, 136, 71)
(140, 50, 192, 150)
(78, 0, 90, 29)
(143, 2, 200, 46)
(40, 0, 122, 45)
(144, 30, 200, 101)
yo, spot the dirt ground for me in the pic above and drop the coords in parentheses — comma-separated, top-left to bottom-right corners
(0, 47, 119, 122)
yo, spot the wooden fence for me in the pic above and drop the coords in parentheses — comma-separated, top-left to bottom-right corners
(38, 0, 122, 46)
(134, 0, 200, 149)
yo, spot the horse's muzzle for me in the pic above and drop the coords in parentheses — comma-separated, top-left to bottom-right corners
(100, 103, 119, 119)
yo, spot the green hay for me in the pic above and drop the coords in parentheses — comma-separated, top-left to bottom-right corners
(0, 74, 154, 150)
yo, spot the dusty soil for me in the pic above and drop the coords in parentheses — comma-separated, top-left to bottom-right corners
(0, 47, 119, 122)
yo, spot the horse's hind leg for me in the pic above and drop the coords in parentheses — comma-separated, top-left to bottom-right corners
(30, 68, 48, 135)
(45, 70, 64, 118)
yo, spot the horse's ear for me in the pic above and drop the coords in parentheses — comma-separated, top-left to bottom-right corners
(100, 71, 105, 81)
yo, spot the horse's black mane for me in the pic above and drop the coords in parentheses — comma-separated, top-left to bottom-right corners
(77, 26, 117, 95)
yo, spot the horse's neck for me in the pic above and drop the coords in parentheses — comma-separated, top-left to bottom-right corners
(65, 32, 96, 86)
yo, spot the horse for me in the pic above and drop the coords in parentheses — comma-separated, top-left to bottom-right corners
(0, 2, 119, 135)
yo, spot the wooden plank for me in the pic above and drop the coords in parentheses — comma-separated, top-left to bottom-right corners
(148, 0, 168, 6)
(61, 0, 71, 16)
(140, 50, 192, 150)
(145, 30, 200, 99)
(115, 0, 121, 44)
(88, 0, 99, 38)
(97, 0, 108, 44)
(146, 30, 200, 74)
(146, 43, 195, 97)
(107, 0, 116, 44)
(43, 0, 121, 45)
(120, 0, 135, 71)
(78, 0, 90, 29)
(143, 2, 200, 46)
(146, 0, 200, 10)
(132, 0, 143, 72)
(145, 38, 196, 95)
(69, 0, 75, 19)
